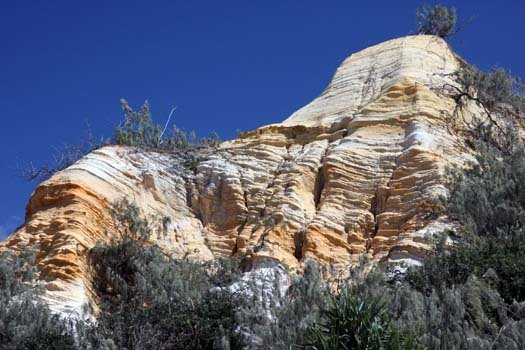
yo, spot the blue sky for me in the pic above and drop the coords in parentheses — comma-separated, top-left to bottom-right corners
(1, 1, 524, 239)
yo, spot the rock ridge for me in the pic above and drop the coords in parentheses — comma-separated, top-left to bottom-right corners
(2, 35, 476, 315)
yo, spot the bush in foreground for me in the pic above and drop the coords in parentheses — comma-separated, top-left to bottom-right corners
(0, 250, 76, 350)
(308, 286, 424, 350)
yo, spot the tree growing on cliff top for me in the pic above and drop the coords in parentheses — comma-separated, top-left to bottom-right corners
(416, 4, 457, 39)
(114, 99, 220, 152)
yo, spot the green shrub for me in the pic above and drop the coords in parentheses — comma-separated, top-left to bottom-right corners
(307, 286, 425, 350)
(416, 4, 457, 38)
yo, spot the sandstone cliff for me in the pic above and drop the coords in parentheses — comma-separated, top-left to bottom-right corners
(1, 35, 479, 315)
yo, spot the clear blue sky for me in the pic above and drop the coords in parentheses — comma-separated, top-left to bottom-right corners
(1, 1, 523, 238)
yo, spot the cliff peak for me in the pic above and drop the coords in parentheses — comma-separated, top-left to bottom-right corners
(283, 35, 459, 127)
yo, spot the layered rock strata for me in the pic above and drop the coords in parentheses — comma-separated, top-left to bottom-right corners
(1, 35, 477, 315)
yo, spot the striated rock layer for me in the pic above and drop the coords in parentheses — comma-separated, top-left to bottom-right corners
(2, 35, 478, 315)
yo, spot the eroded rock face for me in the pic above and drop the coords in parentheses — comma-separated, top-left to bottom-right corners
(1, 35, 476, 315)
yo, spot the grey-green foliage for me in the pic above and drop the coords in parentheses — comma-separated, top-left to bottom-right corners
(416, 4, 457, 38)
(237, 260, 328, 349)
(410, 57, 525, 306)
(280, 261, 328, 347)
(391, 276, 525, 349)
(114, 99, 162, 149)
(456, 66, 525, 115)
(0, 250, 76, 350)
(351, 267, 525, 350)
(239, 259, 424, 350)
(446, 65, 524, 150)
(109, 199, 169, 241)
(400, 126, 525, 348)
(84, 200, 244, 350)
(447, 136, 525, 236)
(407, 131, 525, 303)
(114, 99, 220, 152)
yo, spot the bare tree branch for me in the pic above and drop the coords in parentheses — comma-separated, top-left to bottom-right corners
(158, 106, 177, 146)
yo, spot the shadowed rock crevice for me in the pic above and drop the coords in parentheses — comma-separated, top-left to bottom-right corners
(184, 178, 194, 210)
(313, 142, 331, 211)
(293, 228, 306, 261)
(231, 190, 250, 256)
(313, 166, 325, 210)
